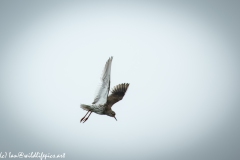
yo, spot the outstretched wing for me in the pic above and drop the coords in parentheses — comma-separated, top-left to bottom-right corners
(107, 83, 129, 107)
(92, 57, 113, 105)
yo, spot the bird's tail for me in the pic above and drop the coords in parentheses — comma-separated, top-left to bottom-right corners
(80, 104, 91, 111)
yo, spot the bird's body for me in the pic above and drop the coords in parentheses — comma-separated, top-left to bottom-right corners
(80, 57, 129, 123)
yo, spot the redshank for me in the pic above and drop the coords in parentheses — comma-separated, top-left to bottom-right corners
(80, 57, 129, 123)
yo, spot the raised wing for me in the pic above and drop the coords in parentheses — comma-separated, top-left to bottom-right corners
(106, 83, 129, 107)
(92, 57, 113, 105)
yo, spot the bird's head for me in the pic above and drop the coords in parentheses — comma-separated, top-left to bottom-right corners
(107, 110, 117, 121)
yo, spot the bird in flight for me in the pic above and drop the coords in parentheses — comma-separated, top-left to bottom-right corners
(80, 57, 129, 123)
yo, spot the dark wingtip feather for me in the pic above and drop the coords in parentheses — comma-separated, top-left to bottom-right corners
(111, 83, 129, 96)
(107, 83, 130, 105)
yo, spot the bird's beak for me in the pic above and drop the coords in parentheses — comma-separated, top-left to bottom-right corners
(114, 116, 117, 121)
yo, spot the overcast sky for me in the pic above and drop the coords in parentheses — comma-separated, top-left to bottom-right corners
(0, 1, 240, 160)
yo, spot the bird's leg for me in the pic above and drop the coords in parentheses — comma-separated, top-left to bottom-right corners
(80, 111, 90, 123)
(83, 111, 92, 123)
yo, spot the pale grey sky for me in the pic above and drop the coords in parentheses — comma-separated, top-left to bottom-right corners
(0, 1, 240, 160)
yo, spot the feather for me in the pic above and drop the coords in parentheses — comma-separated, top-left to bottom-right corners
(107, 83, 130, 107)
(92, 57, 113, 105)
